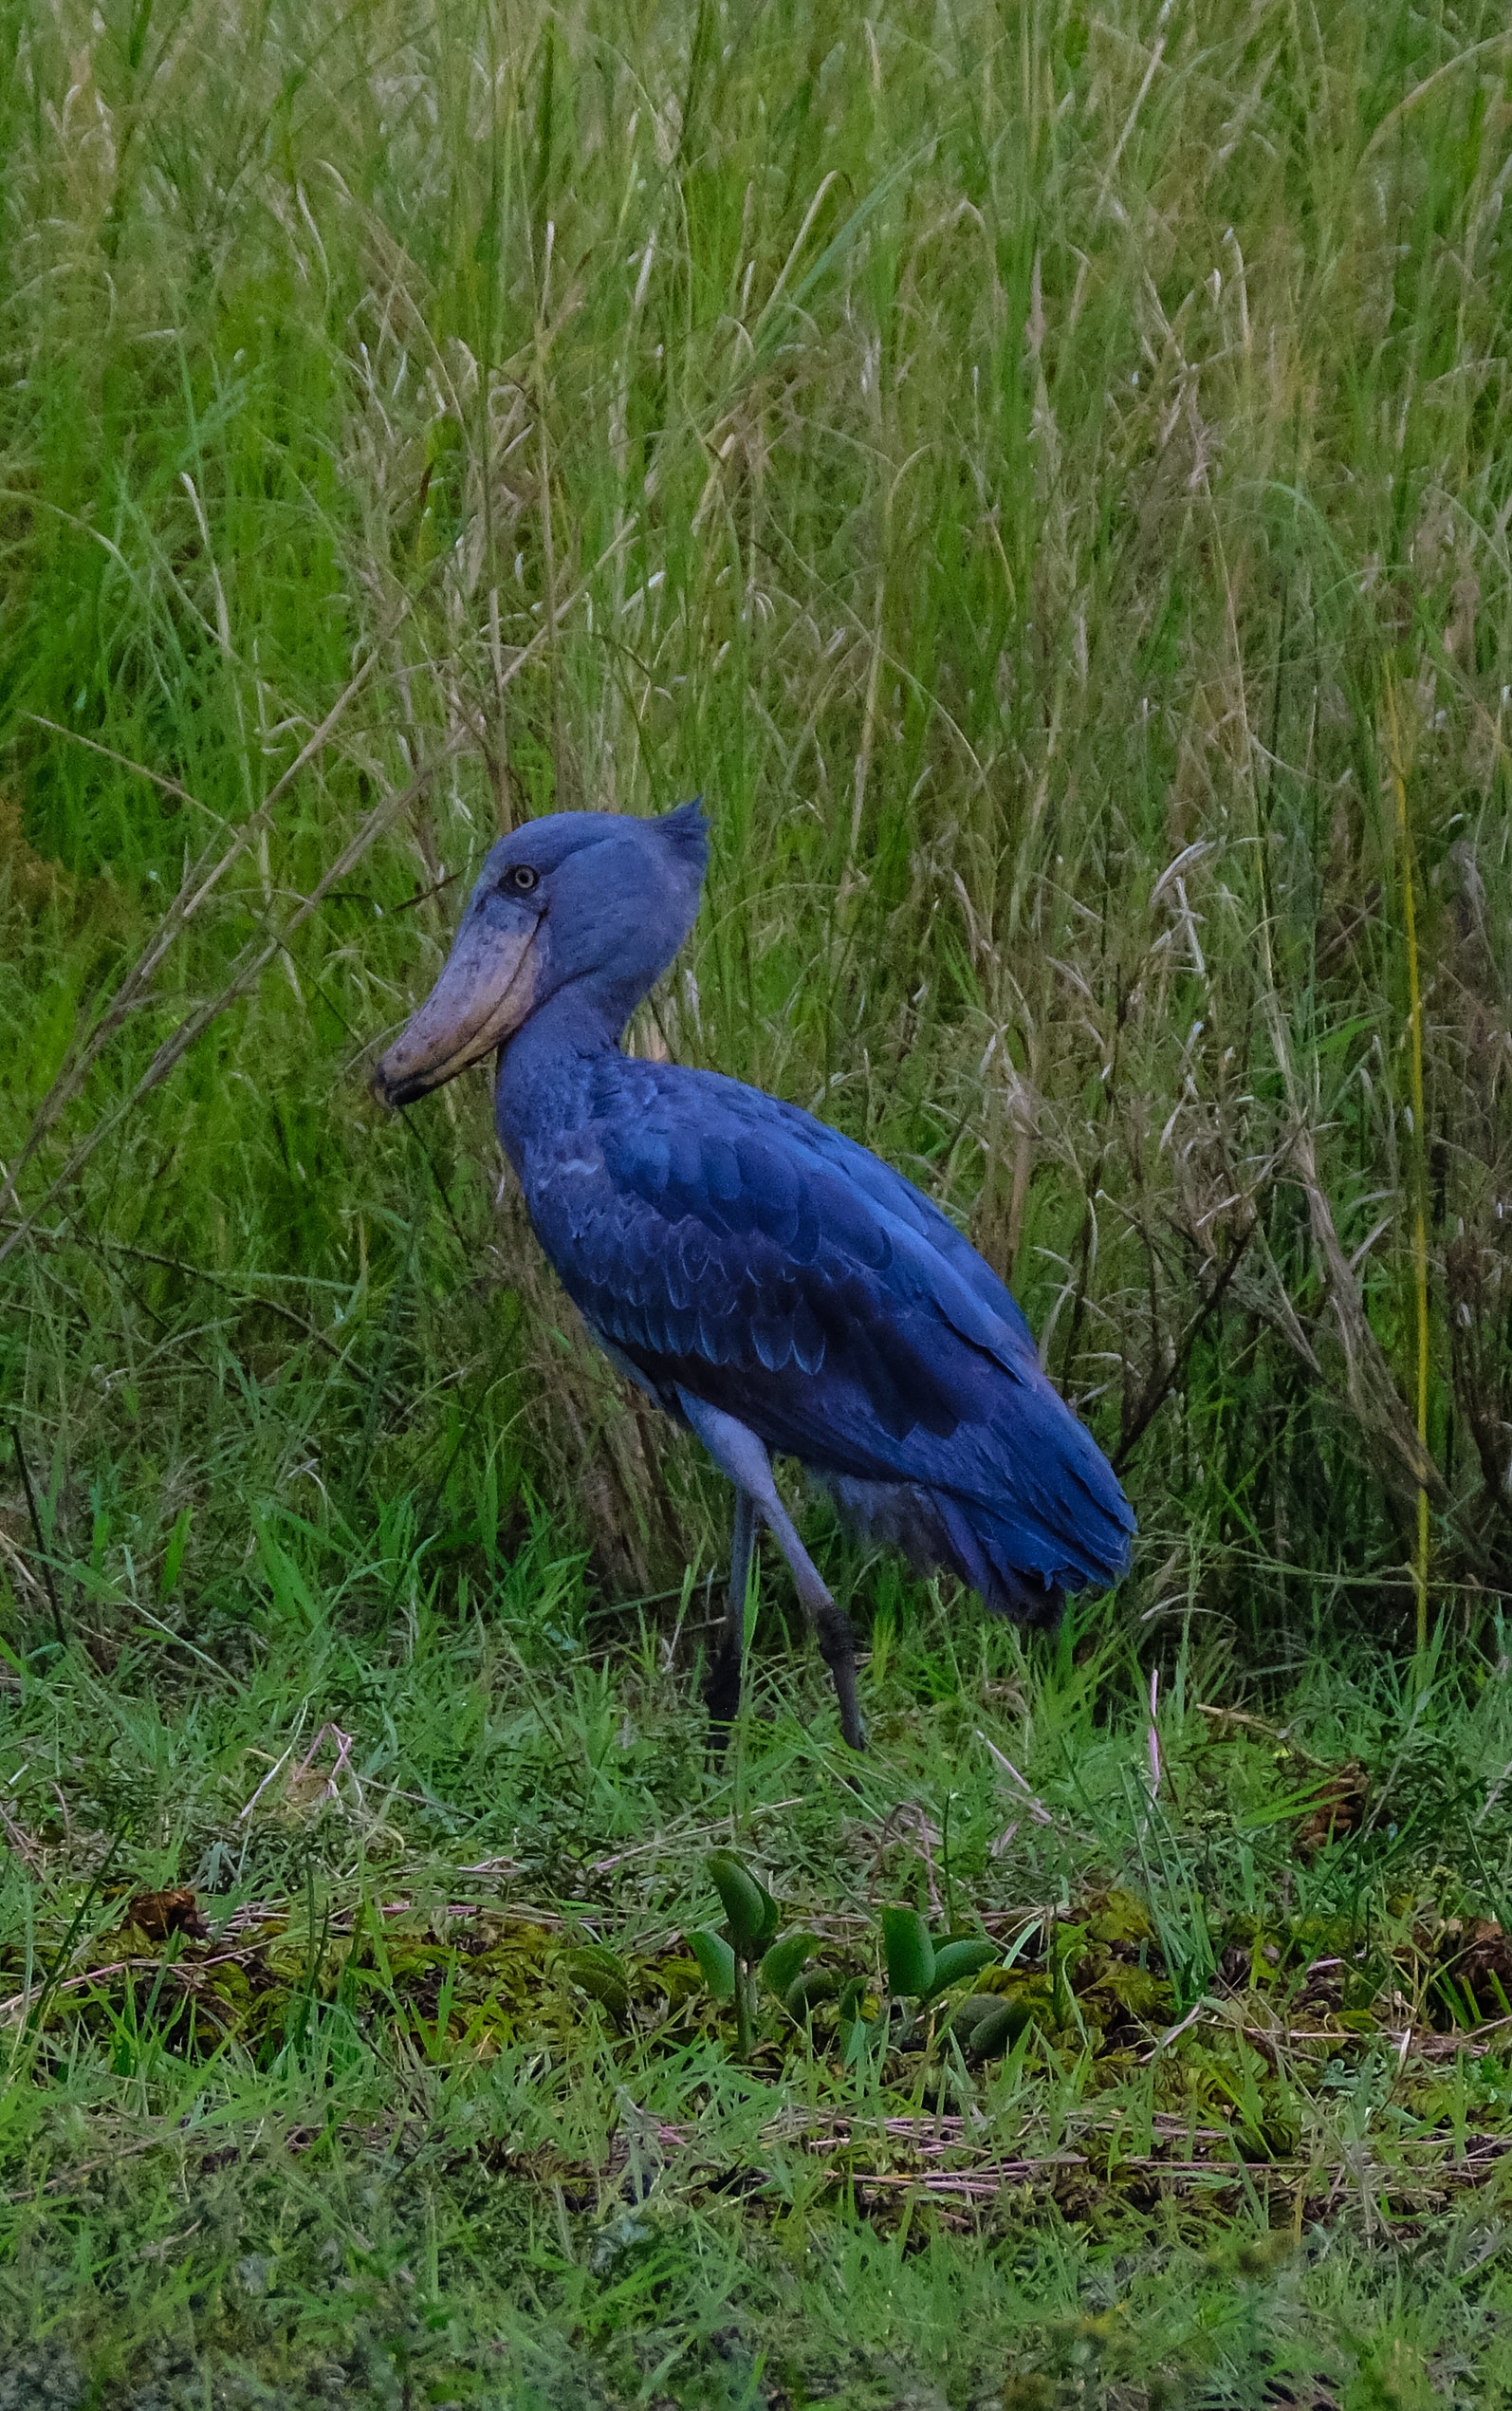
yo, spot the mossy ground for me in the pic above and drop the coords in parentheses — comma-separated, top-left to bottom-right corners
(7, 1589, 1512, 2403)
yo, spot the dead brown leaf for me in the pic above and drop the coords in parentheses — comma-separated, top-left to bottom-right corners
(1294, 1763, 1370, 1858)
(127, 1888, 210, 1943)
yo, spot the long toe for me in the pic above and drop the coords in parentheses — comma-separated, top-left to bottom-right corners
(703, 1641, 744, 1732)
(837, 1693, 866, 1753)
(820, 1641, 866, 1751)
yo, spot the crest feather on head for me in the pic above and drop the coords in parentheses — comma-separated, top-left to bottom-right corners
(655, 797, 708, 858)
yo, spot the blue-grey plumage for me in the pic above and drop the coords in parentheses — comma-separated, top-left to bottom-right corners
(373, 801, 1134, 1749)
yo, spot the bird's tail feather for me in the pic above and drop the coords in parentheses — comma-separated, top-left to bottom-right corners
(933, 1493, 1065, 1630)
(815, 1475, 1070, 1630)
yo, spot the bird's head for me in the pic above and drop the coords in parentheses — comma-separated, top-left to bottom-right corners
(372, 800, 708, 1108)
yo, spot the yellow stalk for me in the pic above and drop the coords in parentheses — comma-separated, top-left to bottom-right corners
(1385, 677, 1431, 1665)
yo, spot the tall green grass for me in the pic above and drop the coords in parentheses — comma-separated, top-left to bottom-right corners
(2, 0, 1510, 1639)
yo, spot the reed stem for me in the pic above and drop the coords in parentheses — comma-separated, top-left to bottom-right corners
(1386, 677, 1431, 1671)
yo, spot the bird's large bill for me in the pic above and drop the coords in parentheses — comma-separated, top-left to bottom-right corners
(372, 901, 541, 1107)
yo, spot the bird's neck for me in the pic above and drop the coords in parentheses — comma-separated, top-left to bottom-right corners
(492, 980, 634, 1176)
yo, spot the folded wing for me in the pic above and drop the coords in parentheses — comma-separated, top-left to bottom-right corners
(526, 1062, 1134, 1601)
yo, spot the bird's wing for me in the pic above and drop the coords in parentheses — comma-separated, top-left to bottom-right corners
(526, 1063, 1131, 1590)
(747, 1088, 1042, 1360)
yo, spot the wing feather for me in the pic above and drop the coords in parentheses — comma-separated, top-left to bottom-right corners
(528, 1062, 1133, 1591)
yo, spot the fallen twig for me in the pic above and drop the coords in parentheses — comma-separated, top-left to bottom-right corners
(976, 1731, 1056, 1826)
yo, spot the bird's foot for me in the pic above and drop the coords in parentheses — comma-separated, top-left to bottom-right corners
(831, 1679, 866, 1753)
(817, 1614, 866, 1752)
(702, 1641, 744, 1751)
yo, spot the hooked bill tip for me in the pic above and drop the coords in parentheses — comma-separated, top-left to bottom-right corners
(370, 1054, 420, 1111)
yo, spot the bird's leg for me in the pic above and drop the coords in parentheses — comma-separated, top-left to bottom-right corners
(677, 1391, 866, 1751)
(704, 1489, 756, 1734)
(757, 1495, 865, 1753)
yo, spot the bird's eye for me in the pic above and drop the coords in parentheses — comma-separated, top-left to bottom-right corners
(507, 864, 540, 895)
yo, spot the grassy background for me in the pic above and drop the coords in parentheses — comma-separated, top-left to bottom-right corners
(4, 0, 1512, 2400)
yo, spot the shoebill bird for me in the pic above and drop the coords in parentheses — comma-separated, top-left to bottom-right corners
(372, 804, 1134, 1750)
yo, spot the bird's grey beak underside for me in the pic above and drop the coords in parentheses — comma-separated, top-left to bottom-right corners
(372, 904, 541, 1108)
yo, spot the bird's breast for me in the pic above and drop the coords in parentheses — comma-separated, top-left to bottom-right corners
(542, 1153, 604, 1181)
(525, 1133, 608, 1205)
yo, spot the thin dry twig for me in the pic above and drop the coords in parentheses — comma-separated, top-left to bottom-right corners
(0, 641, 392, 1230)
(0, 518, 638, 1275)
(976, 1731, 1056, 1827)
(0, 737, 463, 1276)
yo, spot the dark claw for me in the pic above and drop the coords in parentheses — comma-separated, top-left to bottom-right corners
(817, 1610, 866, 1751)
(703, 1640, 744, 1737)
